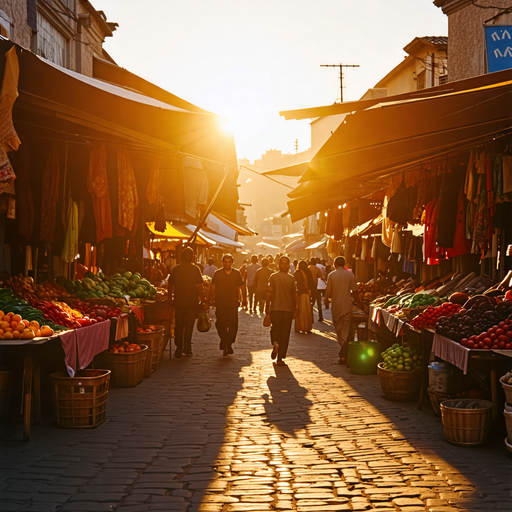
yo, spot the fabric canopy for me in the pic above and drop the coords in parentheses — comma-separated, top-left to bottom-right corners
(305, 238, 327, 250)
(286, 73, 512, 221)
(186, 226, 244, 248)
(146, 222, 212, 245)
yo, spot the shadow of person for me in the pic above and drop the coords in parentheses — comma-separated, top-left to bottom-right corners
(263, 364, 313, 437)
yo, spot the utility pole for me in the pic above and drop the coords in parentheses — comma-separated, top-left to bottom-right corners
(294, 139, 299, 154)
(320, 63, 360, 102)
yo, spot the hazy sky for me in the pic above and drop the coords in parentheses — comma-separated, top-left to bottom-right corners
(94, 0, 447, 161)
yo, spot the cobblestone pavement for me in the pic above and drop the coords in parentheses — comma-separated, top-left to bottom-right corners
(1, 308, 511, 512)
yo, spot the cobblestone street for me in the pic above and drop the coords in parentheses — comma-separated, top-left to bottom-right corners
(1, 309, 511, 512)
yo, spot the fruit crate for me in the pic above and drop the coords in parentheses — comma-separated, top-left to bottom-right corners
(96, 345, 147, 388)
(136, 326, 165, 378)
(440, 399, 492, 446)
(377, 363, 422, 402)
(51, 370, 110, 428)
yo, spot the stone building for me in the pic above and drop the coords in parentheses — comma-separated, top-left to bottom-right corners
(0, 0, 117, 76)
(434, 0, 512, 80)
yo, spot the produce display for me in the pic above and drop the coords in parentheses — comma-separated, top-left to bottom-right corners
(57, 270, 157, 300)
(410, 302, 461, 330)
(380, 343, 422, 372)
(0, 313, 53, 340)
(69, 300, 124, 321)
(108, 341, 142, 353)
(502, 370, 512, 385)
(0, 288, 66, 333)
(435, 297, 512, 347)
(5, 276, 70, 301)
(357, 281, 382, 302)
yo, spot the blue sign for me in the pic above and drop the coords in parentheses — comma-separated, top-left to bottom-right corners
(485, 26, 512, 73)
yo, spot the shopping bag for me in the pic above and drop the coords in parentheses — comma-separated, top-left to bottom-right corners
(263, 314, 271, 327)
(197, 309, 211, 333)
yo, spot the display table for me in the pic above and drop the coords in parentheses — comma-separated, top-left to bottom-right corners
(432, 333, 512, 421)
(369, 305, 405, 337)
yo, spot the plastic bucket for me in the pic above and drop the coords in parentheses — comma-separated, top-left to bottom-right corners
(349, 341, 381, 375)
(428, 362, 452, 393)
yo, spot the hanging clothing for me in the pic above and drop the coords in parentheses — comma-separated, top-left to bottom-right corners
(437, 163, 465, 249)
(381, 196, 393, 248)
(61, 201, 79, 263)
(145, 156, 160, 205)
(11, 140, 33, 238)
(0, 47, 21, 152)
(452, 187, 471, 255)
(391, 225, 402, 254)
(40, 146, 60, 242)
(424, 198, 440, 265)
(88, 145, 113, 243)
(387, 180, 409, 225)
(325, 206, 344, 240)
(118, 150, 138, 232)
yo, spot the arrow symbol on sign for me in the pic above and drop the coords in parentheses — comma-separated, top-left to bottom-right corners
(492, 31, 500, 41)
(503, 30, 511, 39)
(494, 48, 503, 57)
(504, 46, 512, 57)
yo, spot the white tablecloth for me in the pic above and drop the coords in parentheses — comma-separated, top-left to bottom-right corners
(432, 333, 470, 374)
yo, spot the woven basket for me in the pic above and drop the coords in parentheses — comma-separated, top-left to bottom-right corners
(96, 345, 147, 388)
(377, 363, 422, 402)
(500, 376, 512, 404)
(504, 410, 512, 441)
(427, 388, 457, 416)
(440, 399, 492, 446)
(137, 326, 165, 377)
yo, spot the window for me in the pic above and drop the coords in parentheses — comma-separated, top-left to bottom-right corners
(439, 74, 448, 85)
(0, 10, 13, 38)
(36, 12, 67, 67)
(417, 70, 426, 90)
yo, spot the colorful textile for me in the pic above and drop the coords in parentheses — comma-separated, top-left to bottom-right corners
(145, 155, 160, 205)
(40, 147, 60, 242)
(88, 145, 113, 243)
(0, 47, 21, 152)
(118, 150, 138, 232)
(12, 139, 33, 238)
(60, 200, 79, 263)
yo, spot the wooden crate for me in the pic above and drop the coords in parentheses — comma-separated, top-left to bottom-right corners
(137, 326, 165, 377)
(440, 399, 492, 446)
(377, 363, 422, 402)
(51, 370, 110, 428)
(96, 345, 147, 388)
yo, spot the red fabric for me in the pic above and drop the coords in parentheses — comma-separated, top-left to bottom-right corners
(76, 321, 111, 370)
(88, 145, 113, 243)
(59, 330, 77, 377)
(424, 199, 439, 265)
(129, 305, 144, 325)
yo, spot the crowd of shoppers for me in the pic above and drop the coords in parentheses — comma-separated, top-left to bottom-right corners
(167, 249, 360, 365)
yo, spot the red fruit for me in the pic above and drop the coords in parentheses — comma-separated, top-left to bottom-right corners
(478, 341, 485, 349)
(499, 335, 508, 342)
(484, 346, 491, 350)
(461, 338, 468, 347)
(490, 334, 497, 341)
(499, 341, 506, 349)
(496, 328, 504, 336)
(499, 321, 505, 328)
(507, 331, 512, 340)
(505, 343, 511, 349)
(492, 344, 498, 349)
(467, 340, 475, 349)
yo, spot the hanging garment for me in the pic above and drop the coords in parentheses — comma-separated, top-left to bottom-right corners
(464, 148, 477, 202)
(413, 169, 427, 220)
(452, 187, 471, 255)
(503, 154, 512, 197)
(360, 238, 367, 262)
(325, 206, 344, 240)
(387, 180, 409, 224)
(424, 199, 440, 265)
(118, 150, 138, 232)
(88, 145, 113, 243)
(145, 155, 160, 205)
(391, 225, 402, 254)
(40, 146, 60, 242)
(155, 198, 166, 233)
(493, 154, 503, 201)
(366, 237, 374, 264)
(381, 196, 393, 248)
(11, 139, 33, 238)
(61, 201, 79, 263)
(437, 164, 465, 249)
(472, 185, 489, 257)
(0, 47, 21, 152)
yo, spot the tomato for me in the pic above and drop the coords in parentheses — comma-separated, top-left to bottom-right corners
(498, 341, 506, 349)
(467, 340, 475, 349)
(505, 343, 511, 349)
(478, 341, 485, 349)
(496, 328, 504, 336)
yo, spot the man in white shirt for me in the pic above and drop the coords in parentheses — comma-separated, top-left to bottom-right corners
(245, 255, 261, 313)
(203, 258, 217, 279)
(324, 256, 361, 365)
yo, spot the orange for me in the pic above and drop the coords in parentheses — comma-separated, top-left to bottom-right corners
(11, 314, 21, 323)
(0, 310, 4, 318)
(10, 321, 18, 330)
(40, 326, 54, 337)
(0, 321, 9, 330)
(22, 320, 29, 327)
(4, 327, 12, 333)
(22, 329, 34, 340)
(15, 324, 24, 333)
(3, 315, 11, 323)
(0, 329, 4, 336)
(29, 320, 40, 330)
(12, 330, 20, 339)
(3, 331, 12, 340)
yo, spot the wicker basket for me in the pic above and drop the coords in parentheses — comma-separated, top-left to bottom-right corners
(51, 370, 110, 428)
(96, 345, 147, 388)
(500, 376, 512, 404)
(377, 363, 422, 402)
(504, 410, 512, 441)
(440, 399, 492, 446)
(137, 326, 165, 378)
(428, 388, 457, 416)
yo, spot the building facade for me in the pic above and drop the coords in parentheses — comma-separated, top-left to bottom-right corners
(434, 0, 512, 81)
(0, 0, 117, 76)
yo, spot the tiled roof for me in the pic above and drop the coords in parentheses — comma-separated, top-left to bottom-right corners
(421, 36, 448, 45)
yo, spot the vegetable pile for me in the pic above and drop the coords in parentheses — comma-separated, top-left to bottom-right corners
(58, 270, 157, 300)
(410, 302, 461, 330)
(108, 341, 143, 353)
(435, 296, 512, 345)
(381, 343, 422, 372)
(70, 300, 124, 321)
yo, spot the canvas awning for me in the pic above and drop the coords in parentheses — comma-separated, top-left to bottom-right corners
(286, 72, 512, 221)
(305, 238, 327, 250)
(285, 237, 307, 253)
(186, 226, 244, 248)
(146, 222, 213, 245)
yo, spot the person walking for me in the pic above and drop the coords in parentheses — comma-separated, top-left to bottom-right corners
(265, 256, 298, 366)
(294, 260, 314, 333)
(207, 254, 247, 356)
(253, 258, 273, 314)
(324, 256, 361, 365)
(168, 247, 206, 358)
(308, 257, 324, 322)
(203, 258, 217, 278)
(246, 255, 261, 313)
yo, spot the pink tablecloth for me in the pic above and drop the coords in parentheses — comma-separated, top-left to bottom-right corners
(432, 333, 470, 374)
(59, 321, 111, 376)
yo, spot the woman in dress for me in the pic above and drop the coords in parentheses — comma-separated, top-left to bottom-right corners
(294, 260, 314, 333)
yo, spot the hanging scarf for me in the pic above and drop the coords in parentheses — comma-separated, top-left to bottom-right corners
(118, 150, 138, 232)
